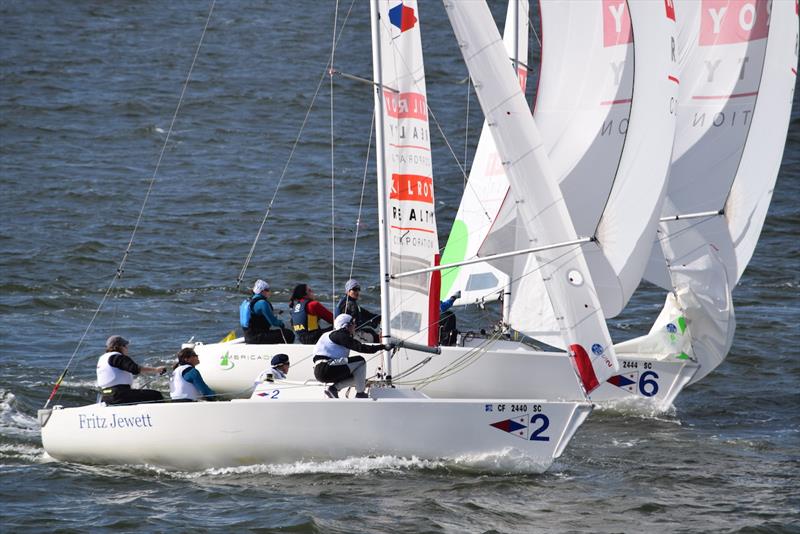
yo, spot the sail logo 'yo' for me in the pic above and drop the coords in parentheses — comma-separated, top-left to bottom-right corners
(699, 0, 769, 45)
(388, 3, 417, 33)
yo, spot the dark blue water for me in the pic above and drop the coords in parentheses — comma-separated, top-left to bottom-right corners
(1, 1, 798, 532)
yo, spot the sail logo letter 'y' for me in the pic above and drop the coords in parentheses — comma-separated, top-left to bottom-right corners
(603, 0, 632, 47)
(389, 3, 417, 32)
(699, 0, 770, 45)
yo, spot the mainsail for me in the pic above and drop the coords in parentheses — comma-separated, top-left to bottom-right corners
(443, 0, 619, 391)
(633, 0, 799, 383)
(372, 0, 438, 345)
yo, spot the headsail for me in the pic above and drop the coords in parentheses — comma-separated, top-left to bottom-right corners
(439, 0, 529, 309)
(443, 0, 619, 391)
(372, 0, 438, 345)
(505, 0, 680, 348)
(635, 0, 799, 383)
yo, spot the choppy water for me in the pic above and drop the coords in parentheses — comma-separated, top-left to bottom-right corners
(1, 1, 798, 532)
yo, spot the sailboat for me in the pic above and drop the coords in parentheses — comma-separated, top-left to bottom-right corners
(619, 0, 798, 386)
(39, 0, 593, 471)
(195, 1, 684, 408)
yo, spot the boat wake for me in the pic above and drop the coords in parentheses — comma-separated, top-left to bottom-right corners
(115, 449, 554, 479)
(0, 389, 40, 440)
(595, 396, 678, 420)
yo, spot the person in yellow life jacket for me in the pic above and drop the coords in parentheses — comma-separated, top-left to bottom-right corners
(289, 284, 334, 344)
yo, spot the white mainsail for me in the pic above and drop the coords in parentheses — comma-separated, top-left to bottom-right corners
(373, 0, 438, 346)
(632, 0, 799, 383)
(443, 0, 619, 391)
(439, 0, 529, 309)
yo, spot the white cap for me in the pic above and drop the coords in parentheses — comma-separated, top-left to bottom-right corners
(253, 279, 270, 293)
(345, 279, 360, 292)
(334, 314, 354, 329)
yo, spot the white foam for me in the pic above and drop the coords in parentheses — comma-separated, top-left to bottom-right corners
(0, 389, 41, 439)
(133, 449, 550, 478)
(595, 396, 678, 419)
(0, 443, 48, 464)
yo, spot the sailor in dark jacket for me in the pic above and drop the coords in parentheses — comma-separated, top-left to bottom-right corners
(335, 279, 380, 342)
(312, 314, 389, 398)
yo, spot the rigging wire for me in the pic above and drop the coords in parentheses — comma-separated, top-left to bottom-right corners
(463, 77, 471, 188)
(44, 0, 218, 409)
(348, 112, 375, 282)
(330, 0, 340, 311)
(235, 0, 358, 291)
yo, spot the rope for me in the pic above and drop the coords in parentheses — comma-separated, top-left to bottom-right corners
(44, 1, 217, 410)
(530, 11, 542, 48)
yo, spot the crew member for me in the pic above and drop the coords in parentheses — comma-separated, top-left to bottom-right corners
(289, 284, 334, 344)
(169, 347, 218, 401)
(96, 335, 166, 405)
(313, 314, 389, 399)
(243, 279, 295, 344)
(256, 353, 291, 382)
(335, 279, 380, 342)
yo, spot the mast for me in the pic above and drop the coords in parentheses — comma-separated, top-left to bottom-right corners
(370, 0, 393, 380)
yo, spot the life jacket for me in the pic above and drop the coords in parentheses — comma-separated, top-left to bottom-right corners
(96, 351, 134, 388)
(170, 364, 201, 400)
(291, 298, 320, 333)
(313, 329, 350, 360)
(240, 294, 268, 330)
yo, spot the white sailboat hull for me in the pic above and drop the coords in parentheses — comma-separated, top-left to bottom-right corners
(39, 394, 591, 471)
(194, 339, 697, 412)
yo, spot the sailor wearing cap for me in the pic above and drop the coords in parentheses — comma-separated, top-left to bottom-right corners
(312, 314, 390, 399)
(335, 279, 381, 342)
(256, 353, 291, 382)
(242, 279, 295, 345)
(96, 335, 167, 405)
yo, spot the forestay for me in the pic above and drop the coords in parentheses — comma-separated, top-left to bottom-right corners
(635, 0, 798, 384)
(439, 0, 529, 309)
(373, 0, 438, 345)
(443, 0, 618, 392)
